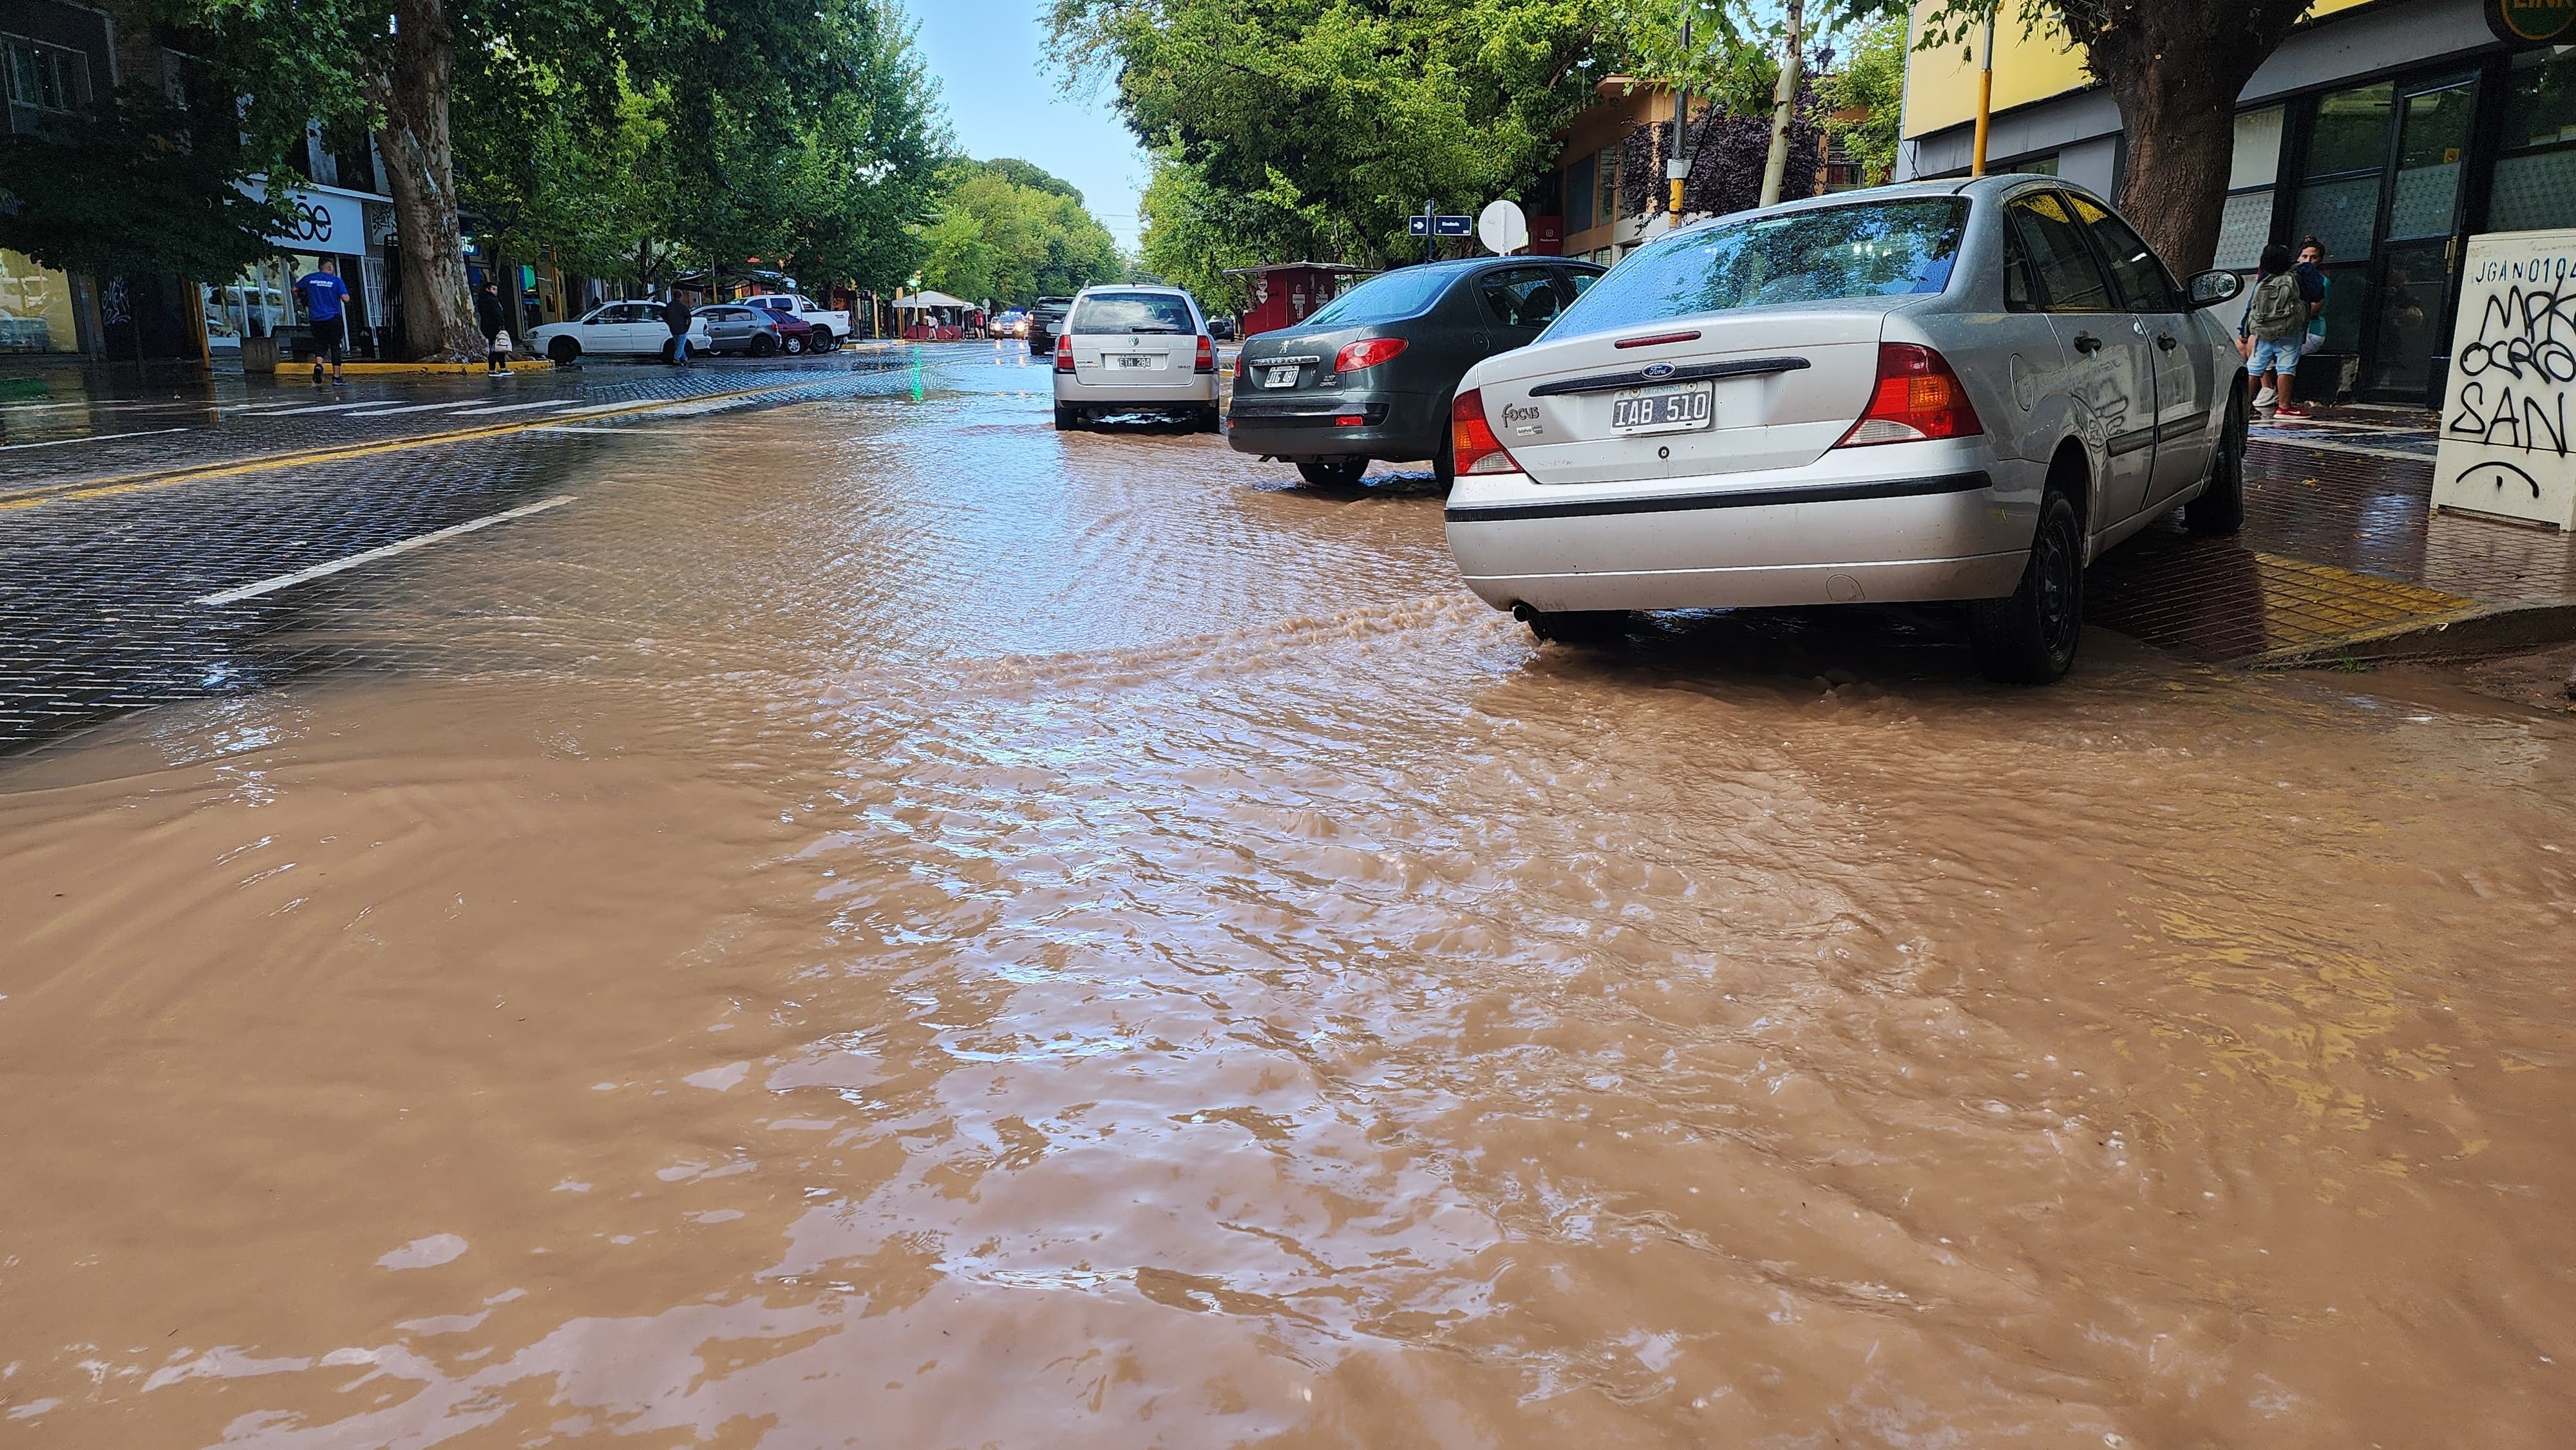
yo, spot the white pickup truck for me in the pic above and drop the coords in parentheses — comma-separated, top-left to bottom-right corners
(742, 293, 848, 351)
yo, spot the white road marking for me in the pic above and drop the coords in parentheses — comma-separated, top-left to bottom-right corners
(526, 425, 636, 434)
(195, 495, 576, 606)
(2250, 433, 2433, 464)
(254, 401, 388, 415)
(343, 400, 477, 417)
(0, 427, 190, 451)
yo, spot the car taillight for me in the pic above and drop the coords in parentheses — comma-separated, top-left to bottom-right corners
(1195, 335, 1215, 373)
(1451, 389, 1522, 476)
(1054, 333, 1074, 373)
(1836, 343, 1984, 447)
(1334, 337, 1407, 373)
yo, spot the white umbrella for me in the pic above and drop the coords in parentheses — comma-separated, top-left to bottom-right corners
(893, 290, 972, 310)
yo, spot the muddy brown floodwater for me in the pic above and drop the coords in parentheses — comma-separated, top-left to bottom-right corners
(4, 348, 2575, 1448)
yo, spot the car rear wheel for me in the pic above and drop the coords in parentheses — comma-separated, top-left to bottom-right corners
(782, 334, 804, 355)
(750, 334, 779, 358)
(1054, 404, 1081, 431)
(2185, 394, 2248, 536)
(547, 337, 581, 364)
(1969, 489, 2084, 684)
(1296, 457, 1368, 489)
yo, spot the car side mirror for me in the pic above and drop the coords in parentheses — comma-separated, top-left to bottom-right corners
(2184, 269, 2242, 310)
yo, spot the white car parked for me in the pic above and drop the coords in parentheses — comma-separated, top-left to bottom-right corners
(1051, 285, 1222, 431)
(526, 301, 710, 364)
(1443, 176, 2249, 684)
(741, 293, 848, 350)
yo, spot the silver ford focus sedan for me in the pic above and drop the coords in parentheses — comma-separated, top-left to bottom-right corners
(1443, 176, 2249, 683)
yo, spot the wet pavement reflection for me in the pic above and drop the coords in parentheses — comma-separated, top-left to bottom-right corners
(3, 346, 2573, 1446)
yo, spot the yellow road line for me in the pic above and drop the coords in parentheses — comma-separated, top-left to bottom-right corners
(0, 382, 804, 514)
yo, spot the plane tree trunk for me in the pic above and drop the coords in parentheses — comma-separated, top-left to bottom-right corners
(369, 0, 481, 361)
(2058, 0, 2315, 276)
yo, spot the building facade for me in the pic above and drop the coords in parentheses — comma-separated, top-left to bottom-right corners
(3, 0, 403, 366)
(1897, 0, 2576, 406)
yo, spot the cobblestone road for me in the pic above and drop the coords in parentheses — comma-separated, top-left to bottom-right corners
(0, 350, 929, 749)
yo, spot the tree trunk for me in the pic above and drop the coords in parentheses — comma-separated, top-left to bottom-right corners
(370, 0, 482, 361)
(2068, 0, 2315, 277)
(1759, 0, 1804, 209)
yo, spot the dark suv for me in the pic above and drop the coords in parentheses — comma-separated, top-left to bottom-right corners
(1025, 296, 1074, 356)
(1227, 256, 1604, 487)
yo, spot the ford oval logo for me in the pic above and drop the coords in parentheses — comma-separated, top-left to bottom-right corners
(1641, 362, 1674, 380)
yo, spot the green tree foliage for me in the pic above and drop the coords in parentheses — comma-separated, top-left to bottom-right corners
(916, 158, 1124, 307)
(0, 88, 292, 288)
(1819, 15, 1904, 187)
(1049, 0, 1619, 267)
(1135, 151, 1320, 314)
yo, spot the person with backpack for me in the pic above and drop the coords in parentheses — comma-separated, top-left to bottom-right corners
(2240, 241, 2323, 419)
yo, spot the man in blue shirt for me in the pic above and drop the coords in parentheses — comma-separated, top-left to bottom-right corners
(295, 258, 354, 384)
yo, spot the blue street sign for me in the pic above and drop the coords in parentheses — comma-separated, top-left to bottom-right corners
(1408, 214, 1473, 236)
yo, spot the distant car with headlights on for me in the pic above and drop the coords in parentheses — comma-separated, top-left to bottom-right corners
(1442, 178, 2249, 684)
(1050, 285, 1220, 431)
(1229, 256, 1604, 488)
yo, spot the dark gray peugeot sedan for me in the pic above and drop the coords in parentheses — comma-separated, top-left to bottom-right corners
(1228, 256, 1605, 487)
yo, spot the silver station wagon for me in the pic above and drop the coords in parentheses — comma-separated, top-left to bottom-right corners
(1443, 176, 2250, 683)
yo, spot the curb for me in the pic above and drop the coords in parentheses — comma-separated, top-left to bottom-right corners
(265, 359, 555, 375)
(2248, 595, 2576, 668)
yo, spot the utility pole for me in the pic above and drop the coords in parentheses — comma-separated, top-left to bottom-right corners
(1971, 8, 1996, 176)
(1757, 0, 1805, 209)
(1666, 6, 1693, 228)
(1424, 198, 1436, 263)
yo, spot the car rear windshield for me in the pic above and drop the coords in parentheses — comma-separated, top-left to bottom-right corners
(1546, 198, 1969, 338)
(1071, 292, 1195, 334)
(1300, 268, 1450, 328)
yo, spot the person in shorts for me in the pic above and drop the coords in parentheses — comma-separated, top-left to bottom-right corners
(2240, 242, 2320, 420)
(295, 258, 354, 384)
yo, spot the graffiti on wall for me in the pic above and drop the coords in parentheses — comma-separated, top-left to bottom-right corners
(2432, 231, 2576, 530)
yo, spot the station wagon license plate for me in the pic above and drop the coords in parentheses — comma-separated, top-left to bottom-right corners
(1116, 354, 1154, 369)
(1609, 382, 1714, 435)
(1262, 365, 1298, 388)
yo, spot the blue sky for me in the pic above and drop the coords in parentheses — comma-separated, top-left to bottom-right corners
(896, 0, 1151, 252)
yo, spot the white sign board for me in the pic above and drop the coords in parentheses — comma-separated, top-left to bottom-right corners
(242, 180, 368, 256)
(2432, 228, 2576, 531)
(1477, 200, 1529, 256)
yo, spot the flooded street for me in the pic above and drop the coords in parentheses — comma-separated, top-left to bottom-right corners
(5, 346, 2574, 1446)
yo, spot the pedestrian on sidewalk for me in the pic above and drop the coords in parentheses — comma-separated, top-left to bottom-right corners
(475, 282, 513, 377)
(2296, 236, 2331, 363)
(2240, 242, 2320, 420)
(295, 258, 353, 385)
(663, 291, 694, 366)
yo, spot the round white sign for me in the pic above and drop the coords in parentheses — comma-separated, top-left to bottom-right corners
(1477, 200, 1530, 256)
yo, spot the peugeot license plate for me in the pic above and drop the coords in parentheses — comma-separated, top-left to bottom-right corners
(1262, 365, 1298, 389)
(1609, 382, 1714, 435)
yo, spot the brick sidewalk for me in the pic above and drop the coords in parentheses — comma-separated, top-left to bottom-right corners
(2091, 411, 2576, 664)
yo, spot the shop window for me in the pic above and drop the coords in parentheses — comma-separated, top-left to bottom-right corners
(2295, 174, 2380, 265)
(1595, 146, 1620, 226)
(2493, 48, 2576, 232)
(1, 247, 78, 353)
(1567, 152, 1596, 232)
(2385, 83, 2472, 239)
(2307, 82, 2394, 176)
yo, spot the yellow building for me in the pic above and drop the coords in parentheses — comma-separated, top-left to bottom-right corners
(1896, 0, 2576, 404)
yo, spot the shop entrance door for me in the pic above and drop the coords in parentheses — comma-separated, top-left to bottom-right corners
(2361, 74, 2477, 402)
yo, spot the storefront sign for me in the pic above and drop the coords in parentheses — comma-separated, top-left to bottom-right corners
(2432, 228, 2576, 530)
(243, 181, 366, 254)
(2488, 0, 2576, 46)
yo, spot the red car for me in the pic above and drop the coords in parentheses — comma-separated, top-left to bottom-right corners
(751, 305, 819, 355)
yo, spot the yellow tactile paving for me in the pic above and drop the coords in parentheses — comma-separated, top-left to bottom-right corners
(2246, 554, 2475, 648)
